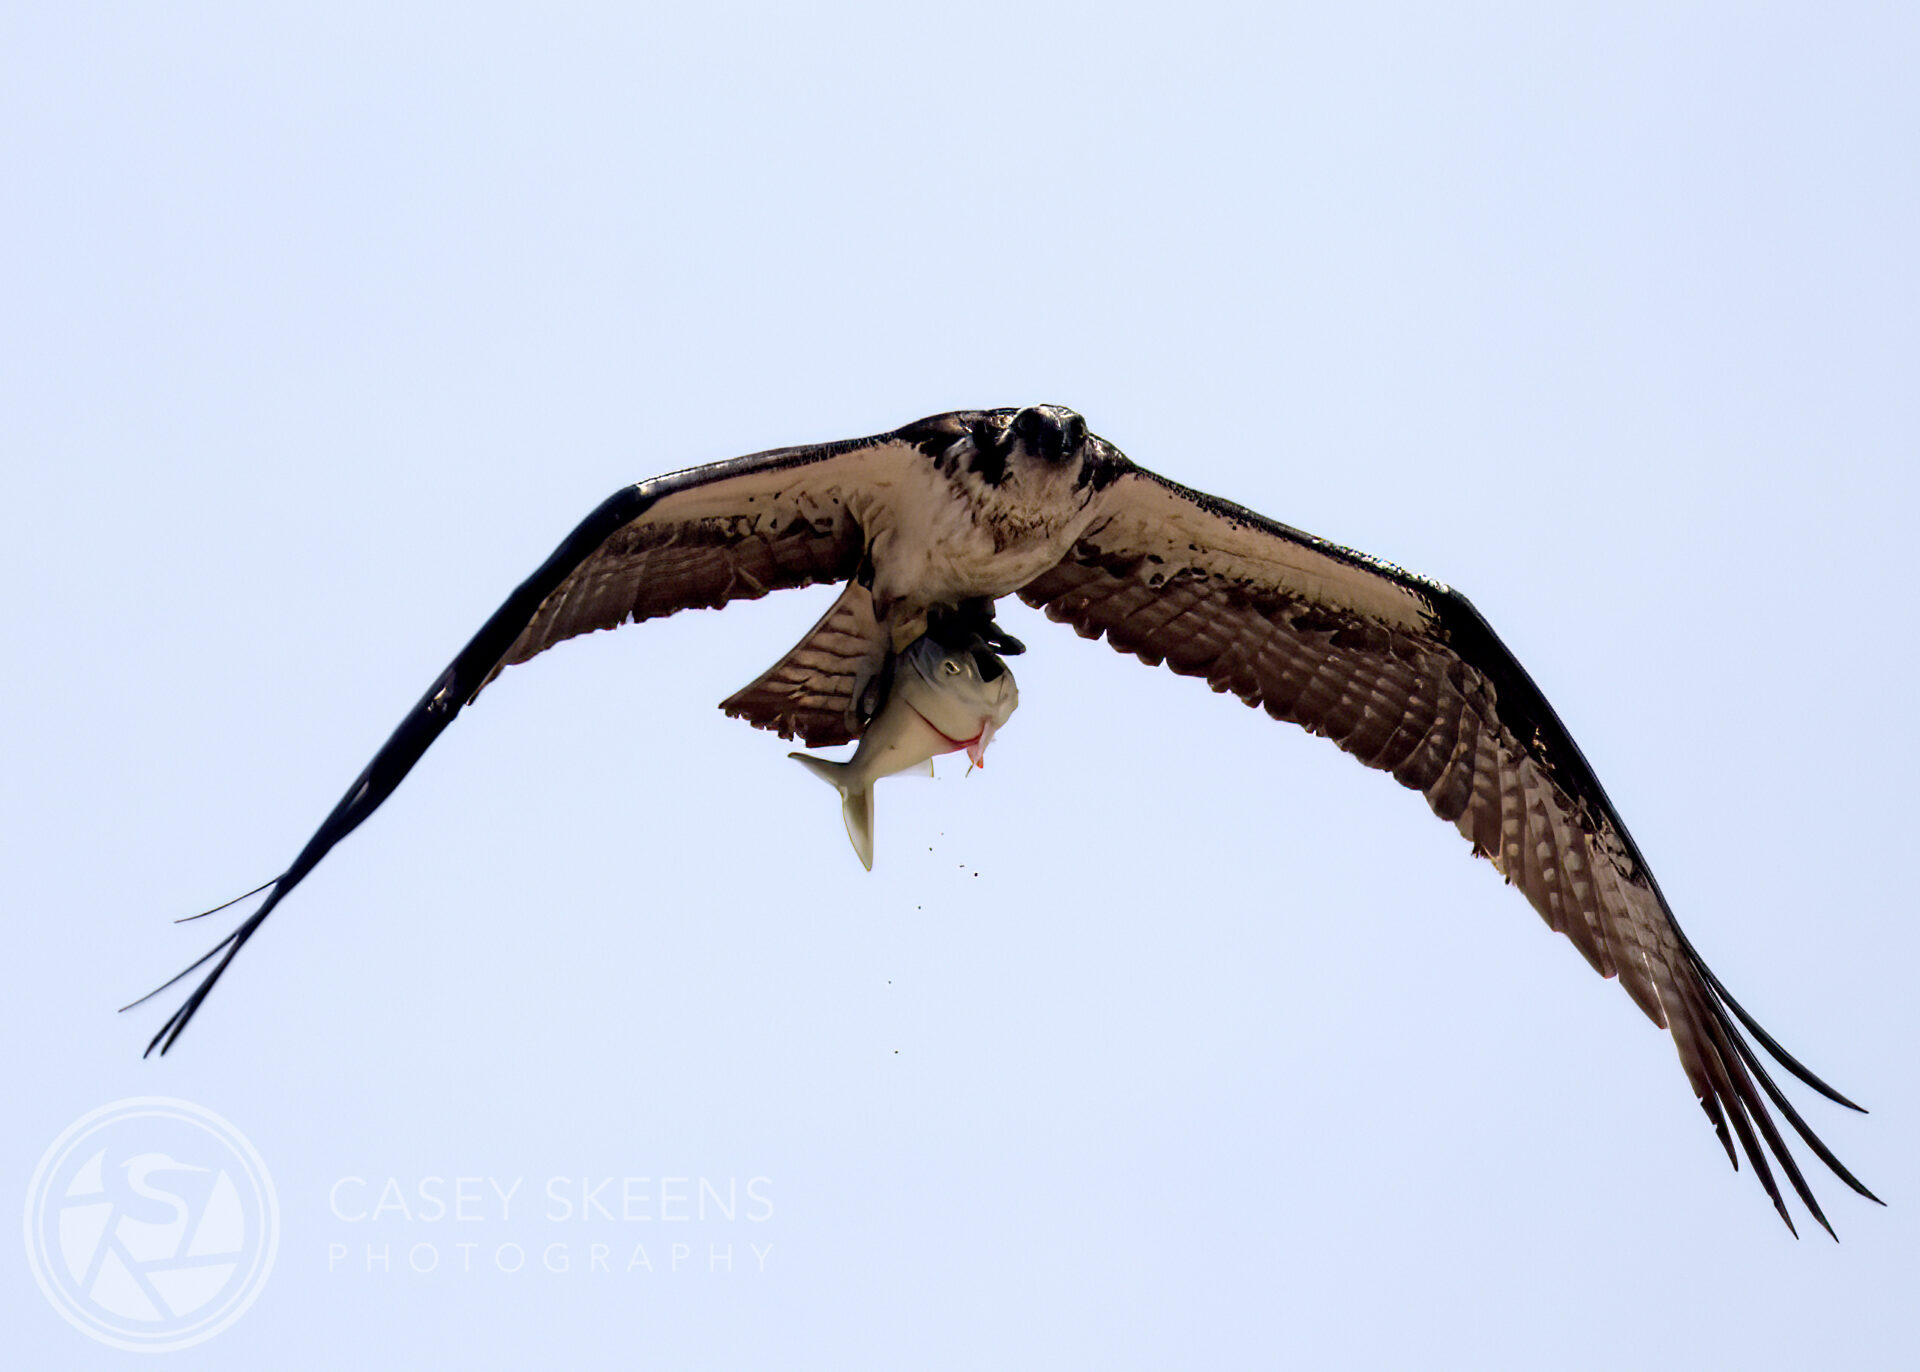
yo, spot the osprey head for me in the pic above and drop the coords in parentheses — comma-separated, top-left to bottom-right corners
(961, 404, 1096, 490)
(1008, 405, 1088, 465)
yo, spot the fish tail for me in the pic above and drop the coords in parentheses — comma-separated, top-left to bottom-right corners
(789, 753, 875, 871)
(843, 785, 875, 871)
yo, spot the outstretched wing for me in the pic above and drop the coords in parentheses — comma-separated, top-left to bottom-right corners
(131, 416, 972, 1055)
(1019, 465, 1879, 1236)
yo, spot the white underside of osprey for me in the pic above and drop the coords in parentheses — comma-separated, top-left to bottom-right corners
(845, 440, 1107, 636)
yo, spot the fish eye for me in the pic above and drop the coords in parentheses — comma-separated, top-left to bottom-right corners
(941, 658, 963, 676)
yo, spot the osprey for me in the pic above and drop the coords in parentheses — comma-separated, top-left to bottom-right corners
(133, 405, 1876, 1236)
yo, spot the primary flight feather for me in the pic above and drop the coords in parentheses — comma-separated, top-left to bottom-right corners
(132, 405, 1878, 1237)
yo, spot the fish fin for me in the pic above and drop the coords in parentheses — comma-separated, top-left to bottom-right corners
(789, 750, 848, 788)
(789, 751, 874, 870)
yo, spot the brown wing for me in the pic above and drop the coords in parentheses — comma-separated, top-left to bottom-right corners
(483, 441, 884, 687)
(133, 415, 986, 1056)
(1020, 466, 1878, 1236)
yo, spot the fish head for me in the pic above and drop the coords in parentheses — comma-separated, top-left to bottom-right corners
(896, 636, 1019, 765)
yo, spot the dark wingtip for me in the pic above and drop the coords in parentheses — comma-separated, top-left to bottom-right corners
(129, 883, 289, 1056)
(119, 926, 245, 1013)
(1675, 923, 1869, 1113)
(1656, 898, 1877, 1234)
(1701, 1099, 1738, 1170)
(172, 877, 276, 924)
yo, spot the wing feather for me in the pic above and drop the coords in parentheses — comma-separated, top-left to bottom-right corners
(483, 438, 901, 683)
(1020, 467, 1877, 1233)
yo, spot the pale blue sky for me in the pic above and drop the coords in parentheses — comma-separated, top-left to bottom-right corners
(5, 3, 1916, 1367)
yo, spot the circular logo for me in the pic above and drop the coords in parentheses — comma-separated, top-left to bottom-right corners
(23, 1098, 279, 1353)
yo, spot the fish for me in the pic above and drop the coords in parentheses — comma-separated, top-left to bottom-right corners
(789, 634, 1018, 870)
